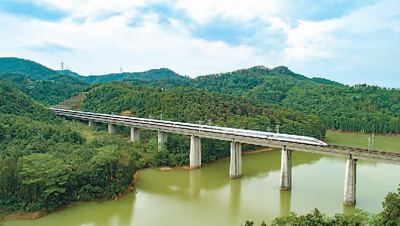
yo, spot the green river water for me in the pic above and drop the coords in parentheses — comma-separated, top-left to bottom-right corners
(4, 132, 400, 226)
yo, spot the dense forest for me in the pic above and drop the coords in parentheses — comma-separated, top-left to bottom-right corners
(80, 82, 326, 139)
(0, 58, 89, 105)
(3, 57, 400, 135)
(0, 72, 88, 105)
(0, 81, 158, 215)
(0, 58, 60, 80)
(74, 81, 326, 165)
(125, 66, 400, 134)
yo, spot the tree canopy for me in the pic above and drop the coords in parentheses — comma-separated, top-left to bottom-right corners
(126, 66, 400, 134)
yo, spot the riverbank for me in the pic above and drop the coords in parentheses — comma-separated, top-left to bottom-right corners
(1, 147, 278, 222)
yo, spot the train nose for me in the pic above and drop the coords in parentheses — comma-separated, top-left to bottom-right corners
(319, 141, 328, 146)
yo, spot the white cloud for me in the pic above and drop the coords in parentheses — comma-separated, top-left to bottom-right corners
(0, 6, 259, 76)
(35, 0, 166, 21)
(283, 0, 400, 62)
(341, 0, 400, 33)
(36, 0, 86, 11)
(284, 19, 344, 61)
(176, 0, 284, 24)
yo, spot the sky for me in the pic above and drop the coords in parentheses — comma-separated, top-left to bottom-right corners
(0, 0, 399, 87)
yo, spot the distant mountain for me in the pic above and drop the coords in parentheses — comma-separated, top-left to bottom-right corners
(311, 77, 344, 86)
(59, 68, 188, 84)
(250, 65, 344, 85)
(0, 58, 89, 105)
(0, 71, 89, 105)
(57, 69, 81, 78)
(0, 57, 59, 80)
(126, 65, 344, 96)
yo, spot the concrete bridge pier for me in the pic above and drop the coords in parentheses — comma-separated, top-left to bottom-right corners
(158, 131, 167, 150)
(280, 146, 292, 191)
(344, 156, 357, 206)
(190, 135, 201, 169)
(230, 141, 242, 179)
(130, 127, 141, 142)
(108, 124, 115, 134)
(89, 121, 93, 127)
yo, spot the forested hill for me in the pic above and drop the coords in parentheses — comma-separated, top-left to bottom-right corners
(0, 57, 59, 80)
(3, 57, 399, 134)
(60, 67, 187, 83)
(126, 66, 400, 134)
(0, 81, 57, 122)
(0, 81, 143, 214)
(0, 72, 88, 105)
(80, 82, 326, 139)
(0, 58, 89, 105)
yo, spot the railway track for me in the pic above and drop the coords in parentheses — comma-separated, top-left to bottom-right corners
(50, 108, 400, 164)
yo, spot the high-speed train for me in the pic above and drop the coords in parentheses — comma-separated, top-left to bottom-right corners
(198, 125, 328, 146)
(269, 133, 327, 146)
(50, 108, 328, 147)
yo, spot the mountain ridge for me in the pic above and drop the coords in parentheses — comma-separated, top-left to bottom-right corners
(1, 57, 344, 86)
(61, 67, 188, 83)
(0, 57, 59, 80)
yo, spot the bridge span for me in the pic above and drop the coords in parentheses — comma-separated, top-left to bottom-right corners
(50, 108, 400, 206)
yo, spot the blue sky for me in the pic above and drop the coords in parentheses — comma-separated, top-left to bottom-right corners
(0, 0, 399, 87)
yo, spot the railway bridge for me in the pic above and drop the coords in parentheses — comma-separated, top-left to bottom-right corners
(50, 108, 400, 206)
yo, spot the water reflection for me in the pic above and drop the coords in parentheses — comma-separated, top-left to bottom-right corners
(279, 190, 292, 217)
(189, 169, 201, 198)
(229, 178, 242, 216)
(242, 150, 324, 179)
(343, 204, 356, 216)
(135, 150, 325, 199)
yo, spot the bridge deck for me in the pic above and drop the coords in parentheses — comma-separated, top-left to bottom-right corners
(50, 108, 400, 165)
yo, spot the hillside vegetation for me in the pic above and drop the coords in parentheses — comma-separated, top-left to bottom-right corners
(2, 57, 400, 135)
(0, 57, 58, 80)
(0, 81, 151, 215)
(0, 58, 88, 105)
(127, 66, 400, 134)
(80, 82, 326, 139)
(59, 67, 187, 83)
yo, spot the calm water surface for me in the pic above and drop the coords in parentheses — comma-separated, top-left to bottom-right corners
(4, 150, 400, 226)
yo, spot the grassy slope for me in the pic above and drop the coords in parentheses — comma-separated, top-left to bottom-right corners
(325, 130, 400, 152)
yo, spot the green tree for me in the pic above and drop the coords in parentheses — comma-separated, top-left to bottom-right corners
(20, 153, 69, 211)
(381, 184, 400, 225)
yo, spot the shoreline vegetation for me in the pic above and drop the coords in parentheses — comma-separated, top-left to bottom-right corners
(1, 147, 277, 222)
